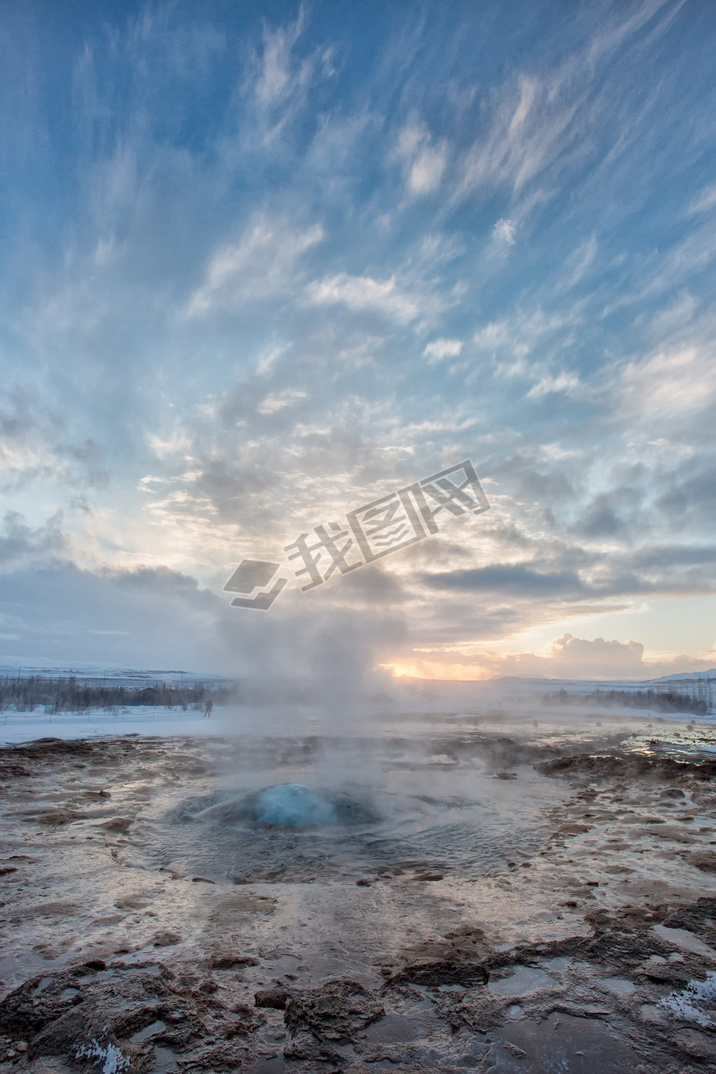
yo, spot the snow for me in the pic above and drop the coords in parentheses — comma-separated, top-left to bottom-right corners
(659, 970, 716, 1027)
(75, 1040, 130, 1074)
(0, 706, 222, 745)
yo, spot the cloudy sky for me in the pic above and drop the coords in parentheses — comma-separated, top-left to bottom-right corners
(1, 0, 715, 681)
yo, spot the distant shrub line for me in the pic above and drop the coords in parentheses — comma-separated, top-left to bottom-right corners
(0, 676, 234, 713)
(543, 688, 708, 715)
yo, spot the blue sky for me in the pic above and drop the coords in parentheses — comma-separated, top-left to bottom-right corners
(1, 0, 715, 679)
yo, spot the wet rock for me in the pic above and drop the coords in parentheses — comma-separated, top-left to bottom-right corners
(19, 1060, 72, 1074)
(255, 988, 291, 1010)
(674, 1028, 716, 1061)
(152, 931, 181, 947)
(690, 850, 716, 872)
(284, 980, 383, 1041)
(386, 959, 489, 988)
(114, 895, 153, 910)
(212, 954, 259, 969)
(101, 817, 133, 833)
(283, 1031, 341, 1062)
(436, 989, 506, 1032)
(0, 961, 258, 1070)
(558, 823, 592, 835)
(414, 871, 444, 881)
(34, 810, 82, 826)
(538, 751, 716, 782)
(387, 924, 493, 985)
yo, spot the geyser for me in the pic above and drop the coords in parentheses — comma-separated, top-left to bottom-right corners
(254, 784, 338, 827)
(193, 784, 382, 830)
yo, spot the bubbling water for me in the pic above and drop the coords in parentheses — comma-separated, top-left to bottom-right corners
(156, 737, 569, 883)
(191, 783, 381, 831)
(254, 784, 336, 827)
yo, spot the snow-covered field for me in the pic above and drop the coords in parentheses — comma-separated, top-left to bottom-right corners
(1, 700, 715, 748)
(0, 706, 222, 744)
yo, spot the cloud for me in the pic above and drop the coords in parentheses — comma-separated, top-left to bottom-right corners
(492, 218, 516, 246)
(390, 631, 714, 683)
(423, 563, 584, 597)
(618, 344, 716, 418)
(254, 7, 309, 106)
(423, 338, 463, 362)
(545, 632, 645, 677)
(526, 371, 581, 398)
(305, 273, 421, 324)
(454, 72, 584, 203)
(187, 216, 324, 315)
(687, 182, 716, 216)
(395, 119, 447, 196)
(1, 0, 714, 679)
(0, 511, 66, 569)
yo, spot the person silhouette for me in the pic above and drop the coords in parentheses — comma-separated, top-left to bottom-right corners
(203, 697, 213, 718)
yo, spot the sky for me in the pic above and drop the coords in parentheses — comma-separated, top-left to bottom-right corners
(1, 0, 715, 682)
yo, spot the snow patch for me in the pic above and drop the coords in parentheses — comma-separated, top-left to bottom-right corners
(659, 971, 716, 1027)
(75, 1039, 131, 1074)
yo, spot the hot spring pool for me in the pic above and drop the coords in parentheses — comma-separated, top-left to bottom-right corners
(145, 734, 568, 884)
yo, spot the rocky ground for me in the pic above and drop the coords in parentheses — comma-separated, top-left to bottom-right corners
(1, 716, 716, 1072)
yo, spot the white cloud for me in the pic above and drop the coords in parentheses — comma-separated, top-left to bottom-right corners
(423, 338, 463, 363)
(255, 11, 308, 105)
(527, 371, 581, 398)
(492, 218, 516, 246)
(256, 344, 289, 376)
(687, 182, 716, 216)
(456, 73, 583, 201)
(305, 273, 420, 323)
(257, 389, 308, 415)
(619, 344, 715, 418)
(395, 119, 447, 197)
(452, 3, 673, 208)
(246, 6, 335, 146)
(186, 217, 324, 315)
(409, 145, 447, 195)
(561, 234, 598, 290)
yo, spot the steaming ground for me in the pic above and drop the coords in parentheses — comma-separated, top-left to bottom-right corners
(156, 732, 566, 884)
(1, 706, 716, 1072)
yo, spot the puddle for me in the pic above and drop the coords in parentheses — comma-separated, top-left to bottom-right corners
(598, 977, 636, 995)
(486, 1011, 641, 1073)
(130, 1019, 166, 1043)
(487, 965, 558, 996)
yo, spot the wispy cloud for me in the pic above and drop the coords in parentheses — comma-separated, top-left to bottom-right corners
(305, 273, 421, 324)
(395, 118, 447, 196)
(187, 216, 324, 315)
(423, 338, 463, 362)
(0, 0, 714, 674)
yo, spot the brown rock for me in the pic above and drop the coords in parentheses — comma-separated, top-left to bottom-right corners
(100, 817, 133, 833)
(152, 931, 181, 947)
(255, 988, 290, 1009)
(675, 1028, 716, 1060)
(690, 850, 716, 872)
(212, 955, 259, 969)
(284, 979, 383, 1041)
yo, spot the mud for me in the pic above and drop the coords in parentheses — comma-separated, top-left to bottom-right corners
(1, 712, 716, 1071)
